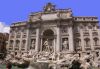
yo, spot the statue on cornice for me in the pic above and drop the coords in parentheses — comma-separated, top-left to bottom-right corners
(44, 3, 55, 12)
(66, 8, 73, 17)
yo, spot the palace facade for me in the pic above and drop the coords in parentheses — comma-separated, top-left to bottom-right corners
(7, 3, 100, 58)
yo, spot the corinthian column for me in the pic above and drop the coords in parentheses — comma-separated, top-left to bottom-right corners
(40, 38, 43, 51)
(54, 38, 56, 54)
(68, 26, 74, 52)
(25, 28, 30, 52)
(35, 28, 40, 52)
(56, 27, 60, 52)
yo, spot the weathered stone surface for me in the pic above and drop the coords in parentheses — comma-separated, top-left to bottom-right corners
(29, 62, 49, 69)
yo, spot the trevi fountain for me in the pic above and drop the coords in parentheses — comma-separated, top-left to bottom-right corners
(5, 3, 100, 69)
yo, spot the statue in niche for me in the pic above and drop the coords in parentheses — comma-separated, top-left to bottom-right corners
(62, 39, 69, 51)
(49, 40, 54, 53)
(31, 40, 35, 49)
(43, 39, 50, 52)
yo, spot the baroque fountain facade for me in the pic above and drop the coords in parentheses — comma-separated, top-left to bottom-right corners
(6, 3, 100, 69)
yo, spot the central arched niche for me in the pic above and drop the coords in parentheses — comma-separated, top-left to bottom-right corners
(42, 29, 54, 52)
(43, 29, 54, 36)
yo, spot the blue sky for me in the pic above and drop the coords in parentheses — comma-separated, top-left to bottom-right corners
(0, 0, 100, 26)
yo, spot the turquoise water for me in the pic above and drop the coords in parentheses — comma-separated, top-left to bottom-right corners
(0, 64, 25, 69)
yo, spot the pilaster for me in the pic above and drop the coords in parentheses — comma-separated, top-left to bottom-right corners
(98, 29, 100, 46)
(19, 31, 23, 51)
(89, 29, 94, 51)
(13, 31, 16, 51)
(80, 29, 85, 51)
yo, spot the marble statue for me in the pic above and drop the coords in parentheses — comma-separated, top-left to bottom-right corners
(44, 3, 55, 12)
(43, 39, 50, 52)
(62, 39, 69, 51)
(31, 40, 35, 49)
(66, 8, 73, 17)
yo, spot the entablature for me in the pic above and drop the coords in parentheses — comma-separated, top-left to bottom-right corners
(74, 16, 99, 22)
(10, 21, 27, 27)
